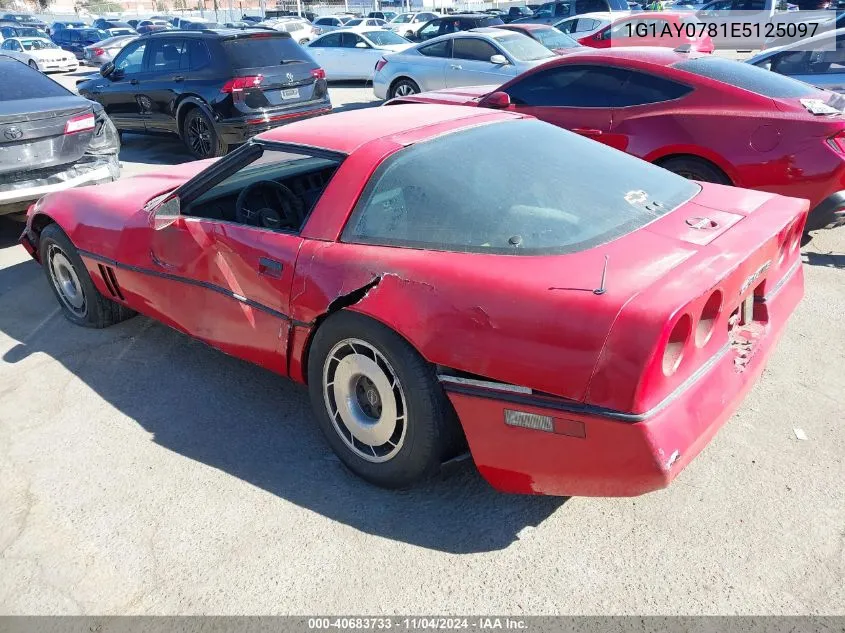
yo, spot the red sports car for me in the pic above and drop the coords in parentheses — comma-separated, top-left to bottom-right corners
(580, 12, 714, 53)
(387, 48, 845, 236)
(20, 105, 806, 496)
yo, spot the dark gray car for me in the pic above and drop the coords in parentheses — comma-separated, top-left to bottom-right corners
(0, 57, 119, 216)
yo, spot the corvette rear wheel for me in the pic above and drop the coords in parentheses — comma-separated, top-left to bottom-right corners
(39, 224, 136, 329)
(658, 156, 731, 185)
(389, 78, 420, 99)
(307, 312, 460, 488)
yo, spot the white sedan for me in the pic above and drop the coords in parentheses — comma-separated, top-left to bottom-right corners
(307, 28, 413, 80)
(0, 36, 78, 72)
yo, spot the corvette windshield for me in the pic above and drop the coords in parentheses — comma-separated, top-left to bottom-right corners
(343, 119, 699, 255)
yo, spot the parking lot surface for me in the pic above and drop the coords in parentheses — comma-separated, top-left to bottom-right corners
(0, 68, 843, 615)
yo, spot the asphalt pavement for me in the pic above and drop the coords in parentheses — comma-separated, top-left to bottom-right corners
(0, 66, 843, 615)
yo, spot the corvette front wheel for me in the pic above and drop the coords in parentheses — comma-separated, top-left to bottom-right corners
(307, 312, 460, 489)
(39, 224, 136, 329)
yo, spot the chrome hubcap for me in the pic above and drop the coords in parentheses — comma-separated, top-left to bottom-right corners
(48, 246, 86, 316)
(394, 83, 416, 97)
(322, 338, 407, 463)
(187, 116, 212, 157)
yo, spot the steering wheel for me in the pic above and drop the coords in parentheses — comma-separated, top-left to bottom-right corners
(235, 180, 305, 230)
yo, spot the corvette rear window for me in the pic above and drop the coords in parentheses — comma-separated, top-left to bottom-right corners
(343, 119, 699, 255)
(673, 56, 818, 98)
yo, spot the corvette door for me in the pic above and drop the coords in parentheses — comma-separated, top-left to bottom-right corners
(502, 65, 618, 146)
(446, 37, 517, 88)
(149, 144, 342, 375)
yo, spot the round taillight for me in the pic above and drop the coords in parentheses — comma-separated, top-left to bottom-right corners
(696, 290, 722, 347)
(663, 313, 692, 376)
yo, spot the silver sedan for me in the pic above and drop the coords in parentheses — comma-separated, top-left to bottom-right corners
(747, 28, 845, 93)
(81, 34, 136, 66)
(372, 27, 556, 100)
(308, 28, 413, 80)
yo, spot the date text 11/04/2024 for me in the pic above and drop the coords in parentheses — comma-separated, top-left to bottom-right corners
(625, 21, 821, 40)
(307, 618, 528, 630)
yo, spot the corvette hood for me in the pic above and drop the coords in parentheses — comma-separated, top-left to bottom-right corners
(30, 159, 215, 260)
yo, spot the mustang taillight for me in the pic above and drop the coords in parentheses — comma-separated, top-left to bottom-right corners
(311, 67, 326, 80)
(826, 131, 845, 153)
(92, 47, 105, 56)
(374, 56, 388, 73)
(64, 113, 95, 135)
(221, 75, 263, 93)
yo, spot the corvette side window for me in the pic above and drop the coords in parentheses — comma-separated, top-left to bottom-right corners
(181, 146, 341, 232)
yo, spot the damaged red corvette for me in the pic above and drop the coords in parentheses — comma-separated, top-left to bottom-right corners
(20, 105, 806, 496)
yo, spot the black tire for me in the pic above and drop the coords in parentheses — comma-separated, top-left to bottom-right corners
(39, 224, 136, 329)
(389, 77, 420, 99)
(28, 60, 38, 70)
(658, 156, 731, 185)
(307, 311, 462, 489)
(181, 107, 227, 160)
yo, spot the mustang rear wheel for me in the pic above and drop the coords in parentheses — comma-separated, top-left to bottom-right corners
(39, 224, 136, 329)
(28, 60, 38, 70)
(658, 156, 731, 185)
(307, 312, 462, 488)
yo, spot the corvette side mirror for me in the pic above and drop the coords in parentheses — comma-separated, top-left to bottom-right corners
(100, 61, 114, 76)
(153, 195, 181, 230)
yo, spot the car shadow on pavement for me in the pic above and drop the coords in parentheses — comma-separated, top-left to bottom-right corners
(119, 133, 194, 167)
(803, 251, 845, 269)
(0, 217, 23, 250)
(0, 252, 566, 554)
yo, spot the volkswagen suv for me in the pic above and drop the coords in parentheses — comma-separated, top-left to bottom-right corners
(77, 29, 331, 159)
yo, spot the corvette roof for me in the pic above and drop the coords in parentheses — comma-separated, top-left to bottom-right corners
(257, 104, 524, 154)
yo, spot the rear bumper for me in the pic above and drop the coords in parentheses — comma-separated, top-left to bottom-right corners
(806, 190, 845, 232)
(444, 261, 804, 497)
(38, 60, 79, 72)
(215, 101, 332, 145)
(0, 155, 119, 216)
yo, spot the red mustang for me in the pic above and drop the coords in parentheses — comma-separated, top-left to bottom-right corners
(21, 105, 806, 496)
(580, 12, 715, 53)
(387, 49, 845, 237)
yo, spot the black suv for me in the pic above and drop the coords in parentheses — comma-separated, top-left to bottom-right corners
(415, 14, 505, 41)
(77, 29, 331, 159)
